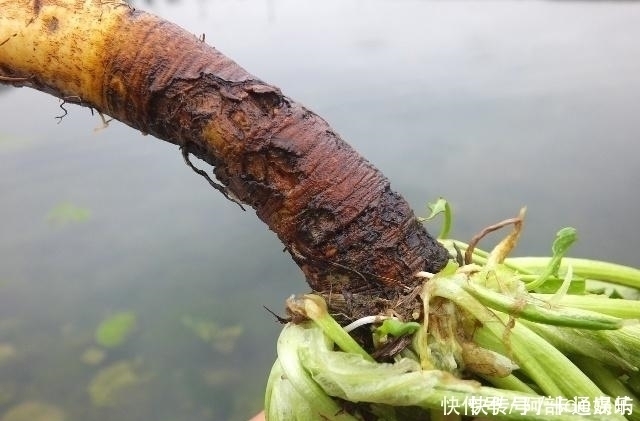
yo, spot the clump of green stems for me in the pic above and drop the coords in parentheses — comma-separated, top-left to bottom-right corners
(265, 200, 640, 421)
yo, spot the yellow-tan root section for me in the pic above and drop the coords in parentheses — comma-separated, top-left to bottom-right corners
(0, 0, 130, 107)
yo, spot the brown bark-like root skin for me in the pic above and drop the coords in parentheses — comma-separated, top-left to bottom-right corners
(0, 1, 450, 305)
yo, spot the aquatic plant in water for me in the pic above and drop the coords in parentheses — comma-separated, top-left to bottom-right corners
(1, 401, 65, 421)
(0, 343, 16, 367)
(180, 316, 243, 354)
(95, 311, 137, 348)
(45, 202, 91, 226)
(81, 347, 106, 366)
(88, 360, 145, 407)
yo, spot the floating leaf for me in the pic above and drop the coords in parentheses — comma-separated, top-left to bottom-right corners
(212, 325, 244, 354)
(95, 312, 136, 348)
(2, 401, 65, 421)
(81, 347, 106, 366)
(46, 202, 91, 225)
(0, 343, 16, 367)
(180, 316, 243, 354)
(88, 361, 144, 407)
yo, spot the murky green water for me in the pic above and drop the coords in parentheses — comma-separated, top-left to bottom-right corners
(1, 1, 639, 420)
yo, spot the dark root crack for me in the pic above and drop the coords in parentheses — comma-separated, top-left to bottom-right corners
(181, 145, 246, 210)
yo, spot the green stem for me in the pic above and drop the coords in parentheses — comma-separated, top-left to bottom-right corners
(507, 257, 640, 290)
(462, 281, 622, 330)
(572, 356, 640, 421)
(478, 373, 538, 395)
(297, 321, 618, 421)
(531, 293, 640, 319)
(521, 321, 636, 372)
(431, 277, 605, 399)
(302, 294, 374, 361)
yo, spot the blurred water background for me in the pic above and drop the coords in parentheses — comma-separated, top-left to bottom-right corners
(0, 1, 638, 420)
